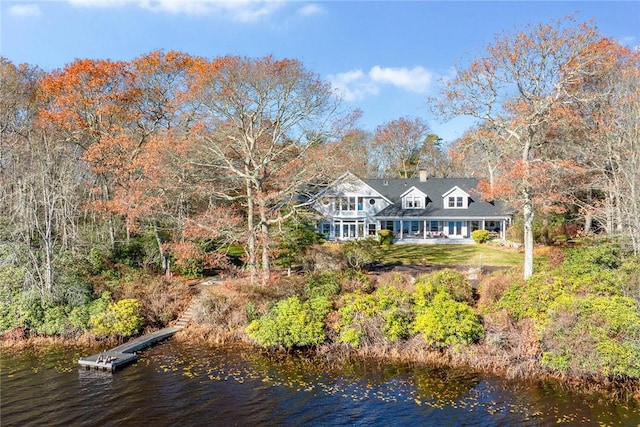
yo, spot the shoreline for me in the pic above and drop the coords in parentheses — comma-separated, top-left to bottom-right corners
(5, 326, 637, 400)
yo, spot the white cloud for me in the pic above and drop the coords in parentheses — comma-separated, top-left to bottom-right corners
(67, 0, 285, 21)
(327, 69, 379, 102)
(297, 3, 325, 17)
(369, 65, 433, 93)
(8, 4, 42, 17)
(329, 65, 436, 102)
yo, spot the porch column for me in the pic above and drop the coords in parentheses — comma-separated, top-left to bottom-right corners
(423, 220, 427, 239)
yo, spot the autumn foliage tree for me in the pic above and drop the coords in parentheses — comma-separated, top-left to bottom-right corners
(371, 117, 432, 178)
(188, 55, 352, 285)
(569, 41, 640, 254)
(432, 16, 610, 279)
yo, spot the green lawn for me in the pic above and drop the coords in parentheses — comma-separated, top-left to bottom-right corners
(377, 244, 523, 267)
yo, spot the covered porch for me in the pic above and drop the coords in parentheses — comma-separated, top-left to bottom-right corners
(378, 218, 508, 242)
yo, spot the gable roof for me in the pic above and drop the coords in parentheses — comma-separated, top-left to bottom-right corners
(311, 172, 392, 203)
(399, 186, 427, 198)
(442, 185, 470, 198)
(364, 176, 508, 218)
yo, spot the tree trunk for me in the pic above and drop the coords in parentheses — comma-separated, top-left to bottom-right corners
(257, 190, 271, 286)
(245, 179, 258, 284)
(153, 221, 168, 275)
(522, 192, 534, 280)
(522, 139, 534, 280)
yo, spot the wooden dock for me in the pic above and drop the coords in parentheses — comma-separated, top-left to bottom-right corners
(78, 278, 213, 371)
(78, 326, 183, 371)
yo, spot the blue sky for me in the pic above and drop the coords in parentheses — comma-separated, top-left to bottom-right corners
(2, 1, 639, 142)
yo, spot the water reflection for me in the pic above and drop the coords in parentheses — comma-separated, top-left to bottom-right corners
(2, 341, 640, 426)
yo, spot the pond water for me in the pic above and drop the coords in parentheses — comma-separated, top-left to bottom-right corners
(2, 341, 639, 426)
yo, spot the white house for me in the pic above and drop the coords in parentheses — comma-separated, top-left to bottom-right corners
(311, 172, 512, 243)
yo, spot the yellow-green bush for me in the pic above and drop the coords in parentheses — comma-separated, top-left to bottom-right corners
(415, 269, 474, 305)
(89, 298, 144, 338)
(471, 229, 491, 244)
(336, 286, 413, 347)
(246, 296, 331, 348)
(377, 229, 394, 245)
(413, 286, 484, 349)
(540, 294, 640, 378)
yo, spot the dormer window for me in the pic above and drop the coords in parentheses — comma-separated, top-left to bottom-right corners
(405, 196, 423, 209)
(401, 186, 427, 209)
(443, 186, 470, 209)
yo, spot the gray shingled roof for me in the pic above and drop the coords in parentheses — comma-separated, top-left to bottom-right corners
(365, 177, 509, 218)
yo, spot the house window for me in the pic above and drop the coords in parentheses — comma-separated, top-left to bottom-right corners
(338, 196, 359, 212)
(368, 223, 377, 236)
(471, 221, 480, 232)
(369, 198, 376, 205)
(320, 223, 330, 236)
(405, 196, 423, 209)
(431, 221, 440, 232)
(447, 196, 464, 208)
(357, 197, 364, 211)
(448, 221, 462, 235)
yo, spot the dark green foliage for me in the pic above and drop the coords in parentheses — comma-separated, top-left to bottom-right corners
(412, 273, 484, 348)
(471, 229, 491, 244)
(563, 243, 621, 272)
(416, 269, 474, 304)
(341, 238, 380, 270)
(275, 216, 325, 270)
(413, 291, 484, 349)
(493, 242, 640, 378)
(304, 271, 341, 299)
(246, 296, 331, 348)
(377, 229, 394, 245)
(111, 232, 160, 269)
(336, 286, 413, 347)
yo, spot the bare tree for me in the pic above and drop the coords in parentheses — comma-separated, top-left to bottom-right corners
(189, 56, 352, 285)
(431, 17, 607, 279)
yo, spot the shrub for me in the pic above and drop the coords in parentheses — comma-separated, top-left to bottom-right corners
(540, 294, 640, 378)
(471, 229, 491, 244)
(68, 292, 110, 333)
(336, 286, 413, 348)
(302, 243, 346, 272)
(246, 296, 331, 349)
(415, 269, 474, 305)
(338, 269, 373, 293)
(304, 271, 341, 299)
(377, 229, 394, 245)
(497, 273, 567, 325)
(413, 291, 484, 349)
(89, 298, 144, 338)
(477, 269, 522, 309)
(342, 238, 380, 270)
(563, 244, 621, 272)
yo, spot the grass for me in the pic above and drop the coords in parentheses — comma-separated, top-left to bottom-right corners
(377, 244, 523, 267)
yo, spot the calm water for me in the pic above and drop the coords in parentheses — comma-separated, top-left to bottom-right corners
(2, 341, 639, 426)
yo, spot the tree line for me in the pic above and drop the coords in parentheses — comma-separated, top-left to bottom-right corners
(0, 51, 451, 294)
(1, 16, 638, 305)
